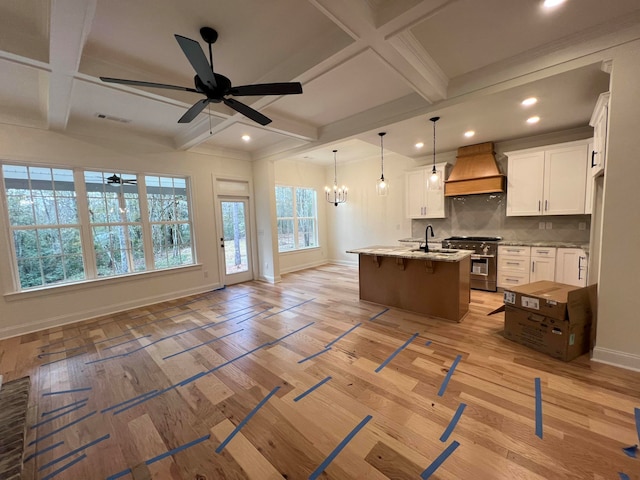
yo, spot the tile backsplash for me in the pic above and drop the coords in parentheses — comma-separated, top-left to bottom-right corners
(411, 193, 591, 243)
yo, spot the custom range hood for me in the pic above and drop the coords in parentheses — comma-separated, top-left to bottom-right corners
(444, 141, 506, 196)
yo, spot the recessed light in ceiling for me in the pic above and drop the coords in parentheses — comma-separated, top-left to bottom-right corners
(415, 142, 424, 148)
(464, 131, 475, 138)
(522, 97, 538, 106)
(527, 116, 540, 124)
(543, 0, 565, 8)
(241, 135, 251, 142)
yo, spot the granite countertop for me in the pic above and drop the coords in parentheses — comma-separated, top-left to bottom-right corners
(398, 237, 445, 244)
(499, 240, 589, 252)
(346, 246, 473, 262)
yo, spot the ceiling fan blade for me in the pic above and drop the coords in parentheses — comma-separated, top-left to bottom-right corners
(100, 77, 199, 93)
(229, 82, 303, 96)
(178, 99, 210, 123)
(174, 35, 217, 89)
(223, 98, 272, 126)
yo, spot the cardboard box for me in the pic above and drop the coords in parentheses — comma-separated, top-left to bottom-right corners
(502, 281, 597, 361)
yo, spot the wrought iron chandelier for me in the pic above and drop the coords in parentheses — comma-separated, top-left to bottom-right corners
(325, 149, 347, 206)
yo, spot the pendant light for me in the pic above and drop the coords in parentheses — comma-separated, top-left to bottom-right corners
(325, 149, 347, 206)
(376, 132, 388, 196)
(427, 116, 443, 190)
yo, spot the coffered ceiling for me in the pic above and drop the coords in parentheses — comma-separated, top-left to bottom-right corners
(1, 0, 638, 164)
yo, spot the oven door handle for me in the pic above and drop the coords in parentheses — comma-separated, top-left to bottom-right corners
(471, 254, 495, 259)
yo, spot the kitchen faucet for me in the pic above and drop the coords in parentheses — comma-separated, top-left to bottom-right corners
(423, 224, 435, 252)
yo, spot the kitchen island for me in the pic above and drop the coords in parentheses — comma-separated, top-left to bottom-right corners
(347, 246, 472, 322)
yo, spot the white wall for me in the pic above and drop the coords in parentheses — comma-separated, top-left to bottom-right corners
(274, 159, 329, 273)
(591, 40, 640, 370)
(252, 159, 280, 283)
(326, 152, 414, 265)
(0, 124, 252, 338)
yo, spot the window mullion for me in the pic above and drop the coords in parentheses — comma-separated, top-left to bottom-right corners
(74, 169, 97, 279)
(292, 188, 299, 249)
(137, 175, 155, 270)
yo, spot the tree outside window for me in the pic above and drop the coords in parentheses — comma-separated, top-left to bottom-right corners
(275, 186, 318, 252)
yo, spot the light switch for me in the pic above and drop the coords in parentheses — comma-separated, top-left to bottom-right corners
(545, 222, 552, 230)
(539, 222, 545, 230)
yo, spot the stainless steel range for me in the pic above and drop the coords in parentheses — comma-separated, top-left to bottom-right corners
(442, 236, 501, 292)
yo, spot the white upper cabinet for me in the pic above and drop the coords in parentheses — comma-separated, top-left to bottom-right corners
(589, 92, 609, 177)
(406, 163, 448, 219)
(506, 140, 589, 216)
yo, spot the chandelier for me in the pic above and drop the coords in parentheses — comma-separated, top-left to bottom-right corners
(325, 149, 347, 206)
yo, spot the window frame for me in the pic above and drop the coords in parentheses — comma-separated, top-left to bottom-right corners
(1, 161, 196, 292)
(275, 185, 319, 253)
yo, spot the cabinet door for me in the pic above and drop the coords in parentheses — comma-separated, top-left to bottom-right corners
(585, 142, 594, 214)
(543, 145, 588, 215)
(555, 248, 587, 287)
(424, 164, 446, 218)
(590, 93, 608, 177)
(406, 170, 425, 218)
(506, 152, 545, 216)
(530, 256, 556, 282)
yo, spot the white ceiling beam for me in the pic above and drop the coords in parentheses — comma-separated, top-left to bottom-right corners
(47, 0, 97, 131)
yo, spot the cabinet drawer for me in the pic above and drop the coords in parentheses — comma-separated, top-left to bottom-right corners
(531, 247, 556, 258)
(498, 245, 530, 257)
(498, 256, 529, 273)
(498, 272, 530, 288)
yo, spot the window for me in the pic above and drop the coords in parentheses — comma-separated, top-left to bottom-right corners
(275, 186, 318, 252)
(1, 163, 194, 291)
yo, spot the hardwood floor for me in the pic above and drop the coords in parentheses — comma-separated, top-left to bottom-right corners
(1, 264, 639, 479)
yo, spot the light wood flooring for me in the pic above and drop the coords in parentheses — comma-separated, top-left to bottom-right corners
(1, 264, 640, 479)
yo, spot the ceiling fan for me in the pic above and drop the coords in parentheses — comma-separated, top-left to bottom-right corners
(106, 174, 137, 186)
(100, 27, 303, 126)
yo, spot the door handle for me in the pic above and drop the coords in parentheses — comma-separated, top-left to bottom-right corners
(591, 150, 596, 167)
(545, 200, 548, 211)
(538, 200, 541, 212)
(531, 261, 535, 273)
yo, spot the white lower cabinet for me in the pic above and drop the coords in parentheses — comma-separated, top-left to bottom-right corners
(530, 247, 556, 282)
(555, 248, 588, 287)
(498, 246, 530, 288)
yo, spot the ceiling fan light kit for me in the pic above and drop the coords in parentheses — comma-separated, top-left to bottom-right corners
(100, 28, 303, 126)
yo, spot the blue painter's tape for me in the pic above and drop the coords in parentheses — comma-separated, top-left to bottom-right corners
(420, 440, 460, 479)
(29, 411, 97, 446)
(298, 347, 332, 364)
(267, 322, 315, 346)
(216, 302, 265, 318)
(235, 306, 274, 324)
(112, 386, 178, 415)
(40, 453, 87, 480)
(100, 390, 160, 414)
(325, 323, 362, 348)
(178, 371, 207, 387)
(308, 415, 373, 480)
(440, 403, 467, 442)
(375, 333, 419, 373)
(146, 433, 211, 465)
(622, 445, 637, 458)
(31, 403, 87, 429)
(38, 434, 110, 471)
(106, 468, 132, 480)
(104, 335, 152, 350)
(437, 355, 462, 397)
(293, 376, 332, 402)
(215, 386, 281, 453)
(42, 387, 92, 397)
(40, 352, 85, 367)
(425, 340, 432, 346)
(162, 329, 244, 360)
(262, 298, 315, 319)
(23, 441, 64, 463)
(369, 308, 389, 321)
(94, 333, 134, 345)
(38, 346, 86, 358)
(535, 377, 543, 439)
(42, 398, 88, 417)
(634, 407, 640, 442)
(619, 473, 630, 480)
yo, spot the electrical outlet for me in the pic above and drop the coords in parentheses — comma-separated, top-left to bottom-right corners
(579, 222, 586, 230)
(546, 222, 552, 230)
(539, 222, 545, 230)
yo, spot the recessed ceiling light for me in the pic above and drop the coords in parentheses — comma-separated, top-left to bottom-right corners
(241, 135, 251, 142)
(464, 131, 475, 138)
(543, 0, 565, 8)
(415, 142, 424, 148)
(527, 116, 540, 124)
(522, 97, 538, 106)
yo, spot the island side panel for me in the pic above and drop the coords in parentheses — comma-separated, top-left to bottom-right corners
(358, 254, 470, 322)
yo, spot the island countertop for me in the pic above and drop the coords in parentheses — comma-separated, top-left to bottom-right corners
(346, 246, 474, 262)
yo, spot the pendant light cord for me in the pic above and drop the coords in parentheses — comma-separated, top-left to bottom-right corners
(430, 116, 440, 173)
(333, 149, 338, 185)
(378, 132, 386, 180)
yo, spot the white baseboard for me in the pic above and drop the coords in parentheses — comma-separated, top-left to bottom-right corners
(258, 274, 281, 284)
(0, 282, 223, 340)
(329, 259, 358, 267)
(591, 346, 640, 372)
(279, 259, 329, 275)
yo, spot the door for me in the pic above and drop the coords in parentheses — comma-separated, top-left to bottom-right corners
(506, 151, 545, 216)
(406, 170, 425, 218)
(544, 144, 588, 215)
(218, 198, 253, 284)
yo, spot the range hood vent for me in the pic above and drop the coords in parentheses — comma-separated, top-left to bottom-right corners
(444, 142, 505, 197)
